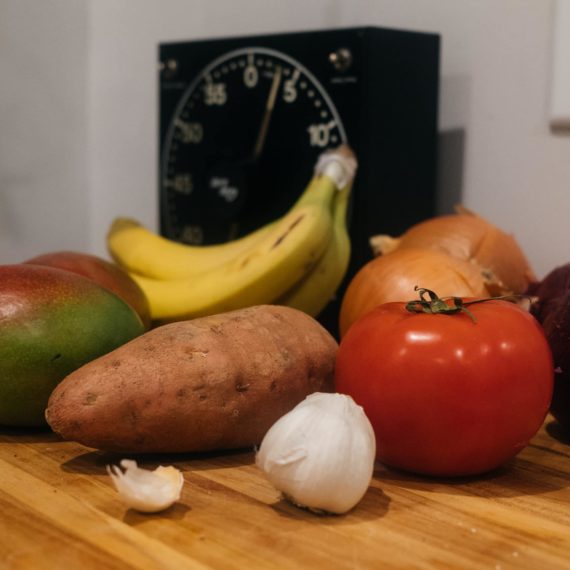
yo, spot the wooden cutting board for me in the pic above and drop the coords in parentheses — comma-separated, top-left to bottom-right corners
(1, 416, 569, 569)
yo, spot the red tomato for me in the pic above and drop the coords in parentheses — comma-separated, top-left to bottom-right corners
(335, 297, 554, 477)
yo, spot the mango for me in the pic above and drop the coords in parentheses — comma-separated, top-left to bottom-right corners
(24, 251, 151, 329)
(0, 264, 145, 426)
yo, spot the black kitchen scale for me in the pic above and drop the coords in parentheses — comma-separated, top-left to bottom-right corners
(158, 26, 440, 334)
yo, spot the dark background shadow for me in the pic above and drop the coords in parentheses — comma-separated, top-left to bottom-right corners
(436, 128, 465, 214)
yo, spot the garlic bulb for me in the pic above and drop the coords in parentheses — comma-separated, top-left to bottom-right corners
(107, 459, 184, 513)
(256, 392, 376, 515)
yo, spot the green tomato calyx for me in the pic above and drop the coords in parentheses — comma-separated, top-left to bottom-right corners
(405, 286, 524, 323)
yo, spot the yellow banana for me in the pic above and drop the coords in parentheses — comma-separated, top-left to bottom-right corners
(106, 153, 340, 281)
(276, 146, 357, 317)
(107, 217, 277, 280)
(131, 174, 337, 322)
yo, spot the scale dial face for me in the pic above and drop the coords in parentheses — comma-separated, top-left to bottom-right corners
(161, 46, 347, 244)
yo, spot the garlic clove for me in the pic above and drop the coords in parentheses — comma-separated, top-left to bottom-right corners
(106, 459, 184, 513)
(256, 392, 376, 515)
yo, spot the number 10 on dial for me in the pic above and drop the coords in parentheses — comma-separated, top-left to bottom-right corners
(160, 47, 347, 245)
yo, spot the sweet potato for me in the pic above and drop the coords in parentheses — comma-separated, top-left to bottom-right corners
(45, 305, 337, 453)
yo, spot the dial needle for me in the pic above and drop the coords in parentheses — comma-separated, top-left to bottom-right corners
(252, 66, 282, 160)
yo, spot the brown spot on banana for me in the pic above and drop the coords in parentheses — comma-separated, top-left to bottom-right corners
(271, 213, 306, 249)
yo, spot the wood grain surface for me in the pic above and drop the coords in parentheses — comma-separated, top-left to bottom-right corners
(1, 416, 569, 569)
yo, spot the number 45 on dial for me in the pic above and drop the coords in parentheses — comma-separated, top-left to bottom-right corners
(160, 47, 347, 245)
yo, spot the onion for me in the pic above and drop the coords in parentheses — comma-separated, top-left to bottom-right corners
(339, 247, 488, 336)
(527, 263, 570, 431)
(528, 263, 570, 323)
(369, 207, 535, 296)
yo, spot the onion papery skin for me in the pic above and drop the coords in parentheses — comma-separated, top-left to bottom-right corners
(369, 211, 535, 297)
(339, 248, 488, 337)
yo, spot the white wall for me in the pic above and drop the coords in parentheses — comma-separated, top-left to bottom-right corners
(0, 0, 89, 262)
(1, 0, 568, 278)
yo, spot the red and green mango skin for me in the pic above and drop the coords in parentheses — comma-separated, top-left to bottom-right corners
(0, 264, 145, 426)
(23, 251, 151, 329)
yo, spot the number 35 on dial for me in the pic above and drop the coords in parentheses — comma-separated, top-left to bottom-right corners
(160, 47, 348, 245)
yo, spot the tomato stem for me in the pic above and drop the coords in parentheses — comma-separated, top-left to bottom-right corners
(405, 286, 525, 323)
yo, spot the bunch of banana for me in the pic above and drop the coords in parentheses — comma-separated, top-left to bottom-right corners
(107, 145, 357, 323)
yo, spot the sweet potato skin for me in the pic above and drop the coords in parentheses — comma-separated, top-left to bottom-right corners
(45, 305, 337, 453)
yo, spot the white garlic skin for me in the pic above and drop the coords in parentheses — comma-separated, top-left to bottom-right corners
(107, 459, 184, 513)
(256, 392, 376, 514)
